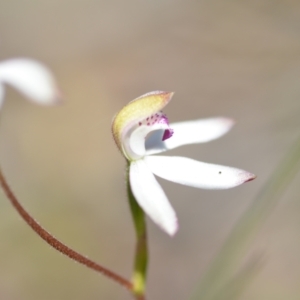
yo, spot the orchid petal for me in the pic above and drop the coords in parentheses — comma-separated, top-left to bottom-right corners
(130, 159, 178, 235)
(0, 59, 60, 105)
(0, 84, 4, 109)
(145, 156, 256, 189)
(112, 91, 173, 159)
(146, 118, 234, 155)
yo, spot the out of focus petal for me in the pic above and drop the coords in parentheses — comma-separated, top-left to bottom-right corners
(145, 156, 256, 189)
(146, 118, 234, 155)
(0, 58, 60, 105)
(130, 159, 178, 235)
(0, 84, 4, 108)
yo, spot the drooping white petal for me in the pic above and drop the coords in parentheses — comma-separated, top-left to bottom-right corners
(130, 159, 178, 235)
(145, 156, 256, 189)
(0, 58, 60, 105)
(146, 118, 234, 155)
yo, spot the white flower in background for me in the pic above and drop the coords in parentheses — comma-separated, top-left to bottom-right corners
(112, 91, 256, 236)
(0, 58, 60, 107)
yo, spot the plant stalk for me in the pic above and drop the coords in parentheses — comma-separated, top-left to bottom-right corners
(0, 166, 133, 292)
(127, 163, 148, 300)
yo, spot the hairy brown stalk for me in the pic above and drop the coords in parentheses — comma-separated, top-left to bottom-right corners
(0, 167, 133, 292)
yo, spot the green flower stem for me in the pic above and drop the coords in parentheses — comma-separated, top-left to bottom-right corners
(127, 164, 148, 299)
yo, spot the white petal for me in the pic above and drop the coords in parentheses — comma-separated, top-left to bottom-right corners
(0, 58, 60, 105)
(130, 159, 178, 235)
(0, 84, 4, 109)
(145, 156, 256, 189)
(146, 118, 234, 155)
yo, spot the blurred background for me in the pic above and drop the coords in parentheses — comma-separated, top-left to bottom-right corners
(0, 0, 300, 299)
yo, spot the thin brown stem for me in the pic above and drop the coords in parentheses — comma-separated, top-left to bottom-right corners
(0, 166, 133, 292)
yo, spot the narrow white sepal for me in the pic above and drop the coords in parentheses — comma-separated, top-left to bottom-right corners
(130, 159, 178, 236)
(145, 156, 256, 189)
(146, 118, 234, 155)
(0, 58, 60, 105)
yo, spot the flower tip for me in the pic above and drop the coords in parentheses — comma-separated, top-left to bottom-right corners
(162, 91, 174, 104)
(37, 89, 63, 106)
(137, 90, 174, 105)
(169, 225, 178, 237)
(222, 117, 236, 128)
(163, 218, 178, 236)
(240, 172, 256, 184)
(165, 91, 174, 98)
(244, 173, 257, 183)
(214, 117, 235, 133)
(51, 88, 64, 105)
(29, 88, 63, 106)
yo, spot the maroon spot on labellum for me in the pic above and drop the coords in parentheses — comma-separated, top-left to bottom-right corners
(147, 123, 150, 126)
(162, 129, 174, 141)
(138, 122, 142, 126)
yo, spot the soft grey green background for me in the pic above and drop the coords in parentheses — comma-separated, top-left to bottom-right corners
(0, 1, 300, 299)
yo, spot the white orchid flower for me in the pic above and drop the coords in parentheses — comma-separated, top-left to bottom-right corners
(0, 58, 60, 107)
(112, 91, 256, 236)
